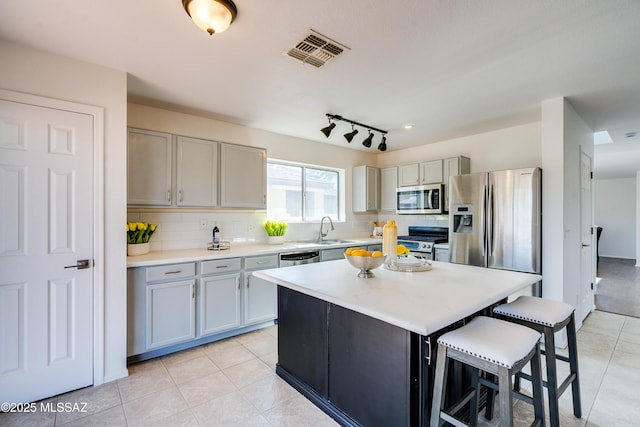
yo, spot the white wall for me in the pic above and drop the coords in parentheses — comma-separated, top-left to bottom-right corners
(0, 41, 128, 382)
(541, 97, 594, 325)
(594, 178, 636, 259)
(376, 122, 542, 173)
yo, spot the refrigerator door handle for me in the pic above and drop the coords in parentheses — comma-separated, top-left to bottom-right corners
(481, 185, 487, 257)
(488, 184, 494, 256)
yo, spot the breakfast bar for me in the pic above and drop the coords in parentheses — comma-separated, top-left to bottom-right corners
(253, 260, 541, 427)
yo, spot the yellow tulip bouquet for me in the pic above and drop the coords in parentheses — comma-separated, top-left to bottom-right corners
(127, 222, 157, 244)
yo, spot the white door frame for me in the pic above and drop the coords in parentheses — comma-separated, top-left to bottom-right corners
(0, 88, 105, 386)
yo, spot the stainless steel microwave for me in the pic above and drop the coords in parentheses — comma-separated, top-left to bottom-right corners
(396, 183, 445, 214)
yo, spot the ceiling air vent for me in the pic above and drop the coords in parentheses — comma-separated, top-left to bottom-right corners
(285, 30, 349, 68)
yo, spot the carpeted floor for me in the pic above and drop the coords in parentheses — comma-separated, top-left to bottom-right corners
(595, 256, 640, 318)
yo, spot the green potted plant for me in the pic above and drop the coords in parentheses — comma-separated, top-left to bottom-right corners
(264, 220, 288, 244)
(127, 222, 157, 256)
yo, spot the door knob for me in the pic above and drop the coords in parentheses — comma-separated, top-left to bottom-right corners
(64, 259, 91, 269)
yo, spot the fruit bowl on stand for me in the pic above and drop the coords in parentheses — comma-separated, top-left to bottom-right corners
(344, 253, 387, 278)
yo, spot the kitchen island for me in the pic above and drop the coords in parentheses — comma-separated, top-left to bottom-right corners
(253, 260, 541, 427)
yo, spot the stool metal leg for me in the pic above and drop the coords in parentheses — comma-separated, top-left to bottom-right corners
(567, 314, 582, 418)
(469, 367, 480, 427)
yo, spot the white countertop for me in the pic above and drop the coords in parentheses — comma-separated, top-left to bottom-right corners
(126, 238, 381, 268)
(253, 261, 541, 336)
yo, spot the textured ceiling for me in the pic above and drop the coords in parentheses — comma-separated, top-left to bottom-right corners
(1, 0, 639, 178)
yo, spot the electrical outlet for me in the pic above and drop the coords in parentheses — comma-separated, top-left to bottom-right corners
(247, 223, 256, 232)
(200, 219, 207, 230)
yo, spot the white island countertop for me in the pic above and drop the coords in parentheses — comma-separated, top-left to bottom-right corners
(253, 260, 541, 336)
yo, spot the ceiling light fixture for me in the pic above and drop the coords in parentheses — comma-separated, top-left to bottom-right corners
(344, 126, 359, 143)
(362, 130, 374, 148)
(377, 136, 387, 152)
(320, 118, 336, 138)
(182, 0, 238, 35)
(321, 113, 388, 150)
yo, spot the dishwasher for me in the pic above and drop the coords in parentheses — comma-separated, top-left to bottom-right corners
(279, 250, 320, 267)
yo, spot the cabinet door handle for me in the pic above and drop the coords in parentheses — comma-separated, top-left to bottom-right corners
(178, 190, 183, 202)
(167, 189, 171, 202)
(191, 283, 195, 298)
(164, 270, 182, 275)
(216, 265, 229, 269)
(256, 260, 268, 264)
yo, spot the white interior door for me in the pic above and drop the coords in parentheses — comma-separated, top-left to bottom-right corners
(578, 149, 595, 323)
(0, 98, 94, 403)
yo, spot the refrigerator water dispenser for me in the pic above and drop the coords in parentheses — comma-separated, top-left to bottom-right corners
(452, 205, 474, 233)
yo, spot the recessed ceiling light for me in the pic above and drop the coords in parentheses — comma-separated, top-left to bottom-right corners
(404, 124, 413, 130)
(593, 131, 612, 145)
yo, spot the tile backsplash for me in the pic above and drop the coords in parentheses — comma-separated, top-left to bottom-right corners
(127, 210, 411, 251)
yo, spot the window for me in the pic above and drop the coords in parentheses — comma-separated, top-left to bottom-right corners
(267, 160, 341, 221)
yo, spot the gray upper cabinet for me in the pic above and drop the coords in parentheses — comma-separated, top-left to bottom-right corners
(380, 166, 398, 212)
(176, 136, 218, 207)
(398, 163, 420, 187)
(443, 156, 471, 185)
(352, 165, 380, 212)
(127, 128, 172, 206)
(220, 143, 267, 208)
(127, 128, 267, 209)
(420, 159, 443, 184)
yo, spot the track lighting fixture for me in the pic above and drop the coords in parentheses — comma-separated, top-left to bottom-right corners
(377, 135, 387, 152)
(344, 126, 359, 143)
(362, 130, 373, 148)
(320, 113, 388, 150)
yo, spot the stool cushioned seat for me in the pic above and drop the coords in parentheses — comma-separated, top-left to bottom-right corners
(438, 316, 541, 369)
(493, 295, 574, 327)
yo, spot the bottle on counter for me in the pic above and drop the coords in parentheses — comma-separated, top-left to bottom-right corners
(382, 220, 397, 261)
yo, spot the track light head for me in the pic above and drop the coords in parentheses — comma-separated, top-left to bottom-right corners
(320, 121, 336, 138)
(343, 127, 359, 143)
(362, 130, 374, 148)
(377, 135, 387, 151)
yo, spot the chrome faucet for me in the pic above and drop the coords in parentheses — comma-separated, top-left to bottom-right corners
(317, 216, 334, 242)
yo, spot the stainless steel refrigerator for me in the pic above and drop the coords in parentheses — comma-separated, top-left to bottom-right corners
(449, 168, 541, 276)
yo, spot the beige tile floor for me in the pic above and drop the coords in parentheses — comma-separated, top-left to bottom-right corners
(2, 310, 639, 426)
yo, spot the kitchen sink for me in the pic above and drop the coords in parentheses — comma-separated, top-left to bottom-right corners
(316, 239, 358, 245)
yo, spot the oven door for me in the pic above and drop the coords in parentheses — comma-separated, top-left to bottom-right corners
(409, 250, 434, 261)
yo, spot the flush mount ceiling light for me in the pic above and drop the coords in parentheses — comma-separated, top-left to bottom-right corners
(182, 0, 238, 35)
(321, 114, 388, 151)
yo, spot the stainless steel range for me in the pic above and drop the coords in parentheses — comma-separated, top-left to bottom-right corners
(397, 226, 448, 260)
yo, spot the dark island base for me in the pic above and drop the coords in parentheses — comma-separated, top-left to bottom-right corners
(277, 286, 501, 426)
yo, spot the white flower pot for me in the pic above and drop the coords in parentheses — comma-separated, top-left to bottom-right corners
(267, 236, 285, 245)
(128, 242, 150, 256)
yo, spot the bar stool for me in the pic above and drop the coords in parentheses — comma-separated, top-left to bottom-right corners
(493, 296, 581, 427)
(430, 316, 545, 427)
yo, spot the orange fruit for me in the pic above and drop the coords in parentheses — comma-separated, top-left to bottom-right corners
(371, 251, 383, 257)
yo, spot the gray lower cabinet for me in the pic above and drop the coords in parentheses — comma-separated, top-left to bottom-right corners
(244, 254, 279, 325)
(199, 258, 242, 336)
(321, 248, 345, 261)
(128, 262, 197, 356)
(128, 255, 277, 361)
(146, 279, 196, 349)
